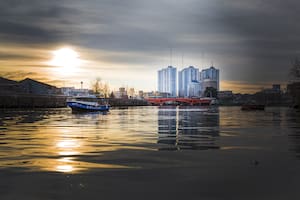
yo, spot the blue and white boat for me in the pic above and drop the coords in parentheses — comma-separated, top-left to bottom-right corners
(67, 97, 110, 112)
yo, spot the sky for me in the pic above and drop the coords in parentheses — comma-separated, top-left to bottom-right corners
(0, 0, 299, 93)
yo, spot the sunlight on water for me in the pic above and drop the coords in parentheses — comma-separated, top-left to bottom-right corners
(0, 106, 299, 173)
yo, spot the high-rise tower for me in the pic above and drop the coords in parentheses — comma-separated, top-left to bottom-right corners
(157, 66, 177, 97)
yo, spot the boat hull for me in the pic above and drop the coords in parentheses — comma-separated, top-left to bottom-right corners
(67, 101, 110, 112)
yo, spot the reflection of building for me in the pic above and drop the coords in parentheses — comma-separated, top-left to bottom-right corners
(157, 108, 177, 146)
(157, 107, 219, 150)
(178, 66, 200, 97)
(288, 82, 300, 108)
(158, 66, 177, 97)
(289, 113, 300, 159)
(200, 66, 219, 94)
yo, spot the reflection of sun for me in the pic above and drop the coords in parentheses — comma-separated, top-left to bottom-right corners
(57, 140, 80, 148)
(48, 47, 81, 75)
(56, 165, 74, 172)
(55, 138, 81, 173)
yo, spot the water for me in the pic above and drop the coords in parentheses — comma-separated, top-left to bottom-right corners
(0, 106, 299, 172)
(0, 106, 300, 199)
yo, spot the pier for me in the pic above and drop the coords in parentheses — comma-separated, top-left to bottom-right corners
(145, 97, 212, 106)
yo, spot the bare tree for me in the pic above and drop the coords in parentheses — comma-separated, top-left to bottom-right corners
(290, 58, 300, 80)
(103, 83, 110, 98)
(92, 77, 102, 95)
(109, 91, 115, 98)
(91, 78, 110, 97)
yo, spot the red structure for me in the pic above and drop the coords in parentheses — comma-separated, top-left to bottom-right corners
(145, 97, 212, 106)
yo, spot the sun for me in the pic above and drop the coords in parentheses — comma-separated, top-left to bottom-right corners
(49, 47, 81, 75)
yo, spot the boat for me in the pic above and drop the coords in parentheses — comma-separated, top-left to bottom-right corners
(241, 104, 265, 111)
(67, 97, 110, 112)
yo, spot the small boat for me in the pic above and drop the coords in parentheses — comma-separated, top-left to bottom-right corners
(241, 104, 265, 111)
(67, 97, 110, 112)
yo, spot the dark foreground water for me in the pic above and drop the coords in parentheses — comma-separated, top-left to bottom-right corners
(0, 106, 299, 199)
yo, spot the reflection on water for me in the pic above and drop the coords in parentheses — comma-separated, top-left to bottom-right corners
(158, 106, 219, 150)
(286, 110, 300, 159)
(0, 107, 299, 174)
(0, 108, 143, 173)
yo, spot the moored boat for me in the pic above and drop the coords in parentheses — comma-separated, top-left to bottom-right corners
(67, 97, 110, 112)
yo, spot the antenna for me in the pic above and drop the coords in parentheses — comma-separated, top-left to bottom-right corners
(170, 47, 173, 66)
(201, 52, 204, 68)
(182, 52, 184, 68)
(211, 61, 214, 67)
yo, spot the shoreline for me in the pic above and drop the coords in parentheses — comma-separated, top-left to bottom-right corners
(0, 93, 296, 109)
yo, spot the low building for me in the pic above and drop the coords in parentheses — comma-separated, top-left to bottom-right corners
(0, 77, 22, 94)
(272, 84, 281, 92)
(61, 87, 90, 97)
(218, 91, 235, 105)
(218, 91, 233, 99)
(114, 87, 128, 99)
(128, 88, 135, 98)
(19, 78, 61, 95)
(144, 91, 170, 98)
(254, 84, 283, 105)
(138, 90, 144, 99)
(0, 77, 66, 108)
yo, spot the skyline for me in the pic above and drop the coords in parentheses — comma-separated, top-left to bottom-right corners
(1, 0, 299, 93)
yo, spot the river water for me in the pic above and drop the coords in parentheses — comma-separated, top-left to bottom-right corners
(0, 106, 299, 199)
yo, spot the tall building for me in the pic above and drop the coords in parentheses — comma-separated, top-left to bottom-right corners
(200, 66, 219, 94)
(178, 66, 200, 97)
(188, 81, 202, 97)
(157, 66, 177, 97)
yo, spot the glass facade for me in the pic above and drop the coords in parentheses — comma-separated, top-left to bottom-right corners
(178, 66, 200, 97)
(158, 65, 219, 97)
(200, 66, 219, 92)
(157, 66, 177, 97)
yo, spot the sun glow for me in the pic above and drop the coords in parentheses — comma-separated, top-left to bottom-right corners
(49, 47, 81, 75)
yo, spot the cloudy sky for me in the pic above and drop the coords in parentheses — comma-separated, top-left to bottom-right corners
(0, 0, 299, 93)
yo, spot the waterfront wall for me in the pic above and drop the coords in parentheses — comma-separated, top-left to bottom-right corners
(64, 97, 149, 107)
(0, 94, 67, 108)
(108, 98, 148, 107)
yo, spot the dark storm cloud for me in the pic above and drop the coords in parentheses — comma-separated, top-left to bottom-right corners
(0, 0, 299, 90)
(0, 0, 79, 45)
(0, 22, 64, 46)
(218, 0, 300, 82)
